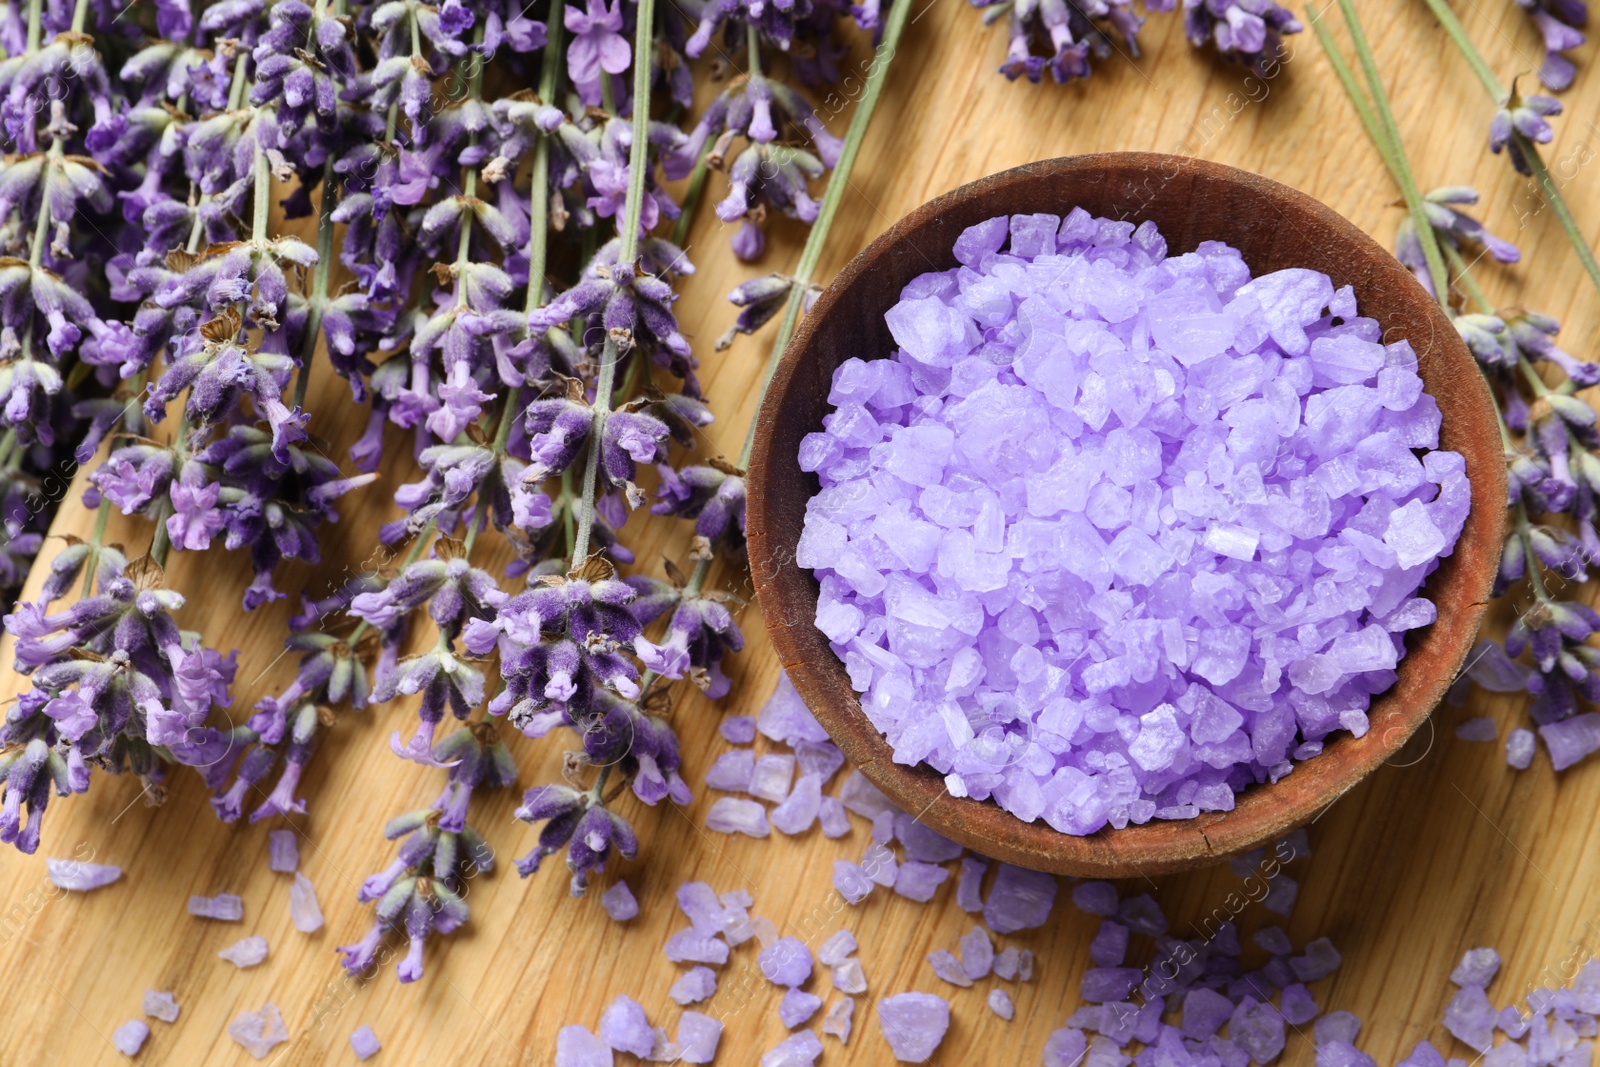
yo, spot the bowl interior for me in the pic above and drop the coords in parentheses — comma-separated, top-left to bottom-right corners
(747, 154, 1506, 877)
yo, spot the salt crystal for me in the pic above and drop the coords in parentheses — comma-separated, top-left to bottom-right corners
(818, 796, 851, 837)
(705, 750, 755, 791)
(1043, 1028, 1088, 1067)
(228, 1002, 288, 1060)
(892, 861, 948, 902)
(268, 830, 299, 873)
(678, 1012, 722, 1065)
(1506, 728, 1537, 770)
(113, 1019, 149, 1056)
(218, 935, 269, 968)
(1089, 921, 1128, 967)
(599, 995, 653, 1057)
(1444, 985, 1496, 1051)
(832, 957, 868, 994)
(779, 988, 824, 1028)
(1071, 881, 1119, 916)
(761, 1030, 823, 1067)
(772, 774, 823, 834)
(46, 858, 121, 892)
(833, 861, 873, 905)
(838, 771, 897, 820)
(994, 946, 1021, 980)
(350, 1025, 381, 1060)
(961, 926, 994, 979)
(759, 937, 814, 987)
(1017, 949, 1034, 981)
(1540, 714, 1600, 771)
(750, 754, 797, 802)
(188, 893, 243, 921)
(720, 716, 757, 743)
(877, 992, 950, 1063)
(985, 864, 1057, 933)
(893, 813, 963, 863)
(705, 797, 770, 837)
(1290, 936, 1342, 981)
(1316, 1010, 1363, 1045)
(1456, 717, 1497, 742)
(927, 948, 972, 987)
(670, 967, 718, 1005)
(601, 880, 638, 922)
(988, 988, 1015, 1021)
(956, 856, 987, 912)
(758, 672, 830, 746)
(1182, 987, 1233, 1037)
(823, 997, 856, 1043)
(1451, 947, 1502, 988)
(664, 927, 730, 965)
(1282, 983, 1318, 1025)
(818, 929, 858, 966)
(1230, 997, 1286, 1063)
(1082, 967, 1142, 1003)
(142, 991, 179, 1023)
(290, 871, 324, 932)
(555, 1025, 612, 1067)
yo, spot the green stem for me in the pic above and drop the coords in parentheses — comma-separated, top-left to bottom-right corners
(1514, 133, 1600, 296)
(747, 23, 761, 76)
(252, 140, 271, 245)
(81, 500, 110, 597)
(1336, 0, 1449, 307)
(669, 141, 715, 247)
(1308, 10, 1392, 174)
(570, 0, 658, 566)
(1440, 242, 1495, 314)
(24, 0, 40, 52)
(1418, 0, 1507, 101)
(227, 50, 250, 111)
(291, 163, 338, 411)
(735, 0, 913, 468)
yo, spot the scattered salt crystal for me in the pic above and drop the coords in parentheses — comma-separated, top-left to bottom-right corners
(1443, 985, 1496, 1051)
(956, 856, 987, 912)
(985, 864, 1057, 933)
(1451, 947, 1502, 988)
(218, 935, 269, 968)
(838, 770, 896, 820)
(871, 810, 895, 844)
(1506, 728, 1537, 770)
(677, 1011, 722, 1064)
(833, 861, 873, 905)
(46, 858, 122, 892)
(1017, 949, 1034, 981)
(705, 749, 755, 791)
(1082, 967, 1141, 1002)
(601, 880, 638, 922)
(1540, 714, 1600, 771)
(960, 926, 994, 979)
(1089, 921, 1128, 967)
(187, 893, 243, 921)
(758, 937, 813, 987)
(1315, 1010, 1362, 1045)
(822, 996, 855, 1043)
(877, 992, 950, 1063)
(290, 871, 324, 932)
(670, 966, 718, 1005)
(1456, 717, 1498, 742)
(758, 673, 830, 746)
(761, 1030, 822, 1067)
(927, 948, 973, 987)
(677, 882, 727, 937)
(350, 1025, 381, 1060)
(988, 988, 1015, 1021)
(720, 716, 757, 743)
(705, 797, 770, 837)
(1182, 987, 1233, 1037)
(818, 797, 850, 837)
(555, 1025, 611, 1067)
(832, 957, 868, 994)
(750, 915, 780, 946)
(1254, 925, 1293, 955)
(892, 861, 948, 902)
(1290, 936, 1342, 981)
(893, 814, 963, 863)
(771, 774, 823, 834)
(1043, 1028, 1088, 1067)
(994, 946, 1021, 980)
(1281, 983, 1318, 1025)
(664, 928, 730, 965)
(1230, 997, 1286, 1063)
(1071, 881, 1118, 917)
(268, 830, 298, 873)
(142, 991, 179, 1023)
(113, 1019, 149, 1057)
(750, 754, 797, 802)
(599, 994, 653, 1057)
(1263, 875, 1298, 916)
(795, 741, 845, 783)
(818, 929, 858, 967)
(779, 988, 824, 1028)
(228, 1002, 288, 1060)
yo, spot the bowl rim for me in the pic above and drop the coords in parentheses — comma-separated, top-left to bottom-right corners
(746, 152, 1507, 877)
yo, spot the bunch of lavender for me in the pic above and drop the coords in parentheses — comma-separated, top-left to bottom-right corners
(968, 0, 1299, 86)
(1315, 1, 1600, 768)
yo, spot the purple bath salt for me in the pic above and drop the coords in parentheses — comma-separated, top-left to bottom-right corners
(704, 749, 755, 792)
(670, 966, 719, 1005)
(864, 842, 898, 887)
(818, 929, 858, 967)
(877, 992, 950, 1063)
(759, 937, 814, 987)
(1281, 983, 1319, 1025)
(187, 893, 243, 921)
(46, 858, 121, 892)
(761, 1030, 822, 1067)
(720, 716, 757, 743)
(1290, 936, 1342, 982)
(833, 861, 873, 905)
(1017, 949, 1034, 981)
(927, 948, 973, 987)
(677, 1011, 722, 1064)
(818, 796, 851, 837)
(871, 810, 896, 844)
(798, 212, 1468, 833)
(1072, 881, 1119, 917)
(1451, 947, 1502, 988)
(823, 997, 856, 1043)
(772, 774, 824, 834)
(796, 741, 846, 782)
(601, 880, 638, 922)
(218, 935, 269, 968)
(290, 871, 324, 933)
(1456, 717, 1498, 742)
(1082, 967, 1142, 1003)
(894, 814, 963, 863)
(599, 995, 653, 1057)
(665, 927, 730, 965)
(677, 881, 729, 938)
(350, 1025, 381, 1060)
(705, 797, 770, 837)
(1443, 985, 1496, 1051)
(268, 830, 298, 873)
(957, 856, 988, 912)
(1043, 1028, 1088, 1067)
(1181, 987, 1233, 1037)
(758, 673, 830, 746)
(555, 1025, 611, 1067)
(832, 958, 868, 994)
(750, 754, 797, 803)
(893, 861, 949, 902)
(1231, 997, 1287, 1063)
(142, 991, 179, 1023)
(113, 1019, 149, 1056)
(838, 770, 896, 820)
(984, 863, 1057, 934)
(780, 988, 825, 1028)
(228, 1002, 288, 1060)
(961, 926, 994, 979)
(1506, 728, 1537, 770)
(1117, 893, 1167, 936)
(1540, 714, 1600, 770)
(1090, 921, 1129, 967)
(1315, 1010, 1363, 1045)
(994, 946, 1022, 980)
(988, 988, 1015, 1021)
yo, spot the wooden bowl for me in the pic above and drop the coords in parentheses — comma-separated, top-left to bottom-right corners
(746, 154, 1506, 877)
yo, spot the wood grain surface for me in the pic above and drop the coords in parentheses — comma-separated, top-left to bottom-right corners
(2, 1, 1598, 1063)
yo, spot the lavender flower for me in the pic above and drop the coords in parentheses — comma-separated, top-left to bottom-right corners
(1489, 82, 1562, 175)
(1514, 0, 1588, 91)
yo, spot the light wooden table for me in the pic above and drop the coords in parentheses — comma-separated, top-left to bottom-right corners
(3, 1, 1598, 1063)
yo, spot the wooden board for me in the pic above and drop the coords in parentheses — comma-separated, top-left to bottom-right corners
(2, 1, 1598, 1062)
